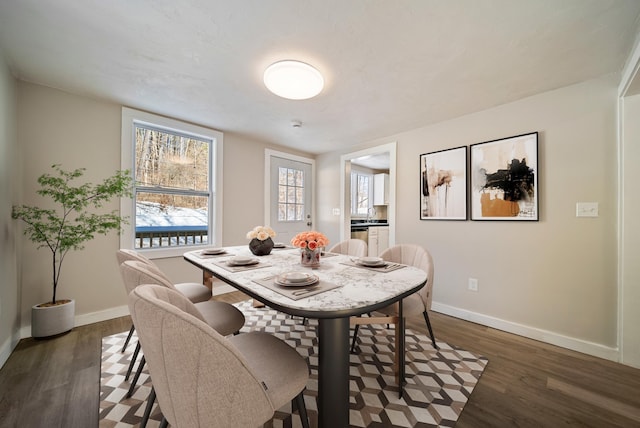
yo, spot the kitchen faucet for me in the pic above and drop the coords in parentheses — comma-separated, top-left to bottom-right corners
(366, 207, 376, 222)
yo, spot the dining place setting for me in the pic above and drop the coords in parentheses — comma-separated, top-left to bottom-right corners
(342, 255, 406, 272)
(253, 270, 342, 300)
(192, 246, 232, 258)
(271, 241, 293, 250)
(210, 254, 273, 273)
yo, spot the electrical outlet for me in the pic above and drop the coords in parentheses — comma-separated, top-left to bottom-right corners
(468, 278, 478, 292)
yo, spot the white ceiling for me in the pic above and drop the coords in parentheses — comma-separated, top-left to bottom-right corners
(1, 0, 639, 155)
(352, 153, 390, 171)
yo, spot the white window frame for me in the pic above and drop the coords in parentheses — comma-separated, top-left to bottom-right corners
(120, 107, 223, 259)
(350, 167, 374, 217)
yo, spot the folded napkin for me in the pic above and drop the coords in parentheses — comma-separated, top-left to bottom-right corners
(340, 260, 406, 273)
(212, 259, 271, 273)
(253, 275, 341, 300)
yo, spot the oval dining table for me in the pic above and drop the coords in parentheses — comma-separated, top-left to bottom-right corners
(184, 245, 427, 428)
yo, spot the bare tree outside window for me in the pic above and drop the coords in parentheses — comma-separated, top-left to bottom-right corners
(133, 125, 211, 248)
(351, 171, 372, 216)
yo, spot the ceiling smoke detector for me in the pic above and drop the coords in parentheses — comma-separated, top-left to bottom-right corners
(291, 120, 302, 128)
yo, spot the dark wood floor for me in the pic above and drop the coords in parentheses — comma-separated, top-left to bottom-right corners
(1, 291, 639, 427)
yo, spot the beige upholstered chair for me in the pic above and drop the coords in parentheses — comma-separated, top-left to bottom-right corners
(350, 244, 437, 389)
(120, 260, 245, 335)
(119, 260, 245, 399)
(328, 238, 368, 257)
(116, 249, 212, 353)
(116, 249, 211, 303)
(129, 284, 310, 428)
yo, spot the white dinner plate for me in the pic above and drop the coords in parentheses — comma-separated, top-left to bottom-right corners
(227, 256, 259, 266)
(279, 271, 314, 283)
(202, 247, 225, 255)
(273, 242, 287, 248)
(356, 257, 386, 267)
(274, 273, 319, 287)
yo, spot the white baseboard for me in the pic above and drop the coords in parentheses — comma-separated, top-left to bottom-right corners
(431, 301, 620, 362)
(6, 298, 620, 368)
(17, 290, 243, 341)
(0, 331, 22, 370)
(76, 305, 131, 327)
(19, 305, 131, 340)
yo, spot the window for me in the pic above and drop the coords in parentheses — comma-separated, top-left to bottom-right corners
(351, 169, 373, 216)
(121, 108, 223, 257)
(278, 166, 305, 221)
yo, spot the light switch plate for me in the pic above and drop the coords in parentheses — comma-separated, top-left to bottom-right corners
(576, 202, 598, 217)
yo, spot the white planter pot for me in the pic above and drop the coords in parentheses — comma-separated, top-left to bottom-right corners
(31, 299, 75, 338)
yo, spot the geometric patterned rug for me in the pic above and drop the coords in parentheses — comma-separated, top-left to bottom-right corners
(99, 300, 488, 427)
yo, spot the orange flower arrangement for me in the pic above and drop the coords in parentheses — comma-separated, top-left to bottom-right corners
(291, 230, 329, 251)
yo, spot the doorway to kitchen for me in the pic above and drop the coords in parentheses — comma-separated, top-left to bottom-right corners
(340, 142, 396, 255)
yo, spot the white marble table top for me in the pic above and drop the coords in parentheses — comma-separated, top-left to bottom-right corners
(184, 245, 427, 318)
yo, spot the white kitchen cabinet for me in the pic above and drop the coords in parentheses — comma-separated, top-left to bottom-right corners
(373, 173, 389, 206)
(368, 226, 389, 256)
(368, 227, 378, 257)
(378, 226, 389, 254)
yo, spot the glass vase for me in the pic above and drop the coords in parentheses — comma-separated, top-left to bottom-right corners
(300, 248, 321, 267)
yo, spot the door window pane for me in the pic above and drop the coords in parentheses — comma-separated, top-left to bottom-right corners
(278, 166, 305, 221)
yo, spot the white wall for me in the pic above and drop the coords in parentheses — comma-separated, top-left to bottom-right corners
(621, 92, 640, 367)
(14, 82, 313, 333)
(0, 51, 21, 367)
(318, 75, 620, 359)
(0, 49, 20, 367)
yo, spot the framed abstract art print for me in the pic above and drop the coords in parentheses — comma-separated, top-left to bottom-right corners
(420, 146, 467, 220)
(470, 132, 539, 221)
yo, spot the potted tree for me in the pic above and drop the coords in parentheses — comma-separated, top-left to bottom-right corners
(12, 164, 132, 338)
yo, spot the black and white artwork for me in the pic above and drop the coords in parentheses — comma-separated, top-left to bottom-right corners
(470, 132, 539, 221)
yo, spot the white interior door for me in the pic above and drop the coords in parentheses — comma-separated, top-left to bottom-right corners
(266, 151, 314, 244)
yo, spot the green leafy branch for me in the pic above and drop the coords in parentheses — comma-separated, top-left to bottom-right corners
(12, 164, 132, 304)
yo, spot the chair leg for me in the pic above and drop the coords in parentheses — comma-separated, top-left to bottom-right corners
(350, 324, 360, 353)
(141, 386, 156, 428)
(159, 417, 168, 428)
(423, 311, 438, 349)
(125, 342, 141, 381)
(350, 312, 374, 353)
(126, 355, 146, 398)
(121, 324, 135, 352)
(293, 391, 310, 428)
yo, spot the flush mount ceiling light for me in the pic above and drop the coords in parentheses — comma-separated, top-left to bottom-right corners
(263, 60, 324, 100)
